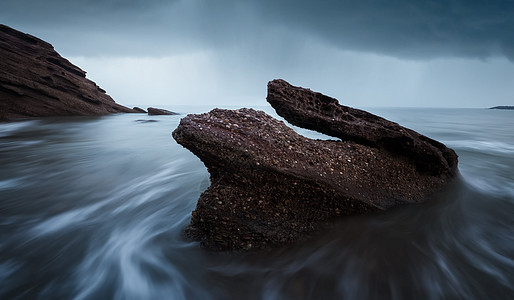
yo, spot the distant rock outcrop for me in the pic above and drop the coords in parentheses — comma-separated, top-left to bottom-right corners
(490, 106, 514, 110)
(147, 107, 178, 115)
(0, 24, 137, 121)
(172, 79, 458, 251)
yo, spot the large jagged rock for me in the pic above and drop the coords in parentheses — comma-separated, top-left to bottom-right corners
(0, 24, 136, 121)
(172, 80, 458, 251)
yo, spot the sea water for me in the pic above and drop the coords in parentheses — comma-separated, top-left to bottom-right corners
(0, 107, 513, 299)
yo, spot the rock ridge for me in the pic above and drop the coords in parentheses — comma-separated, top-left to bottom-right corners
(267, 79, 457, 176)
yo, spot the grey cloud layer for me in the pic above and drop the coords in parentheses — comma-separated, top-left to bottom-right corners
(1, 0, 513, 60)
(253, 0, 514, 60)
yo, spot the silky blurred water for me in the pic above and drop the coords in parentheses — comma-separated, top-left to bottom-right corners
(0, 107, 513, 299)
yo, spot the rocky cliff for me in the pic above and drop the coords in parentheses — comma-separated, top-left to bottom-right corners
(173, 80, 458, 251)
(0, 24, 136, 121)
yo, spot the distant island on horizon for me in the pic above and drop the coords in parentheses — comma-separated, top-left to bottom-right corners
(490, 106, 514, 110)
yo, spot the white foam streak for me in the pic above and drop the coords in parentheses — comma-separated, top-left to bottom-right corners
(73, 222, 190, 300)
(450, 140, 514, 154)
(28, 161, 198, 237)
(30, 200, 106, 236)
(0, 177, 27, 191)
(0, 120, 39, 138)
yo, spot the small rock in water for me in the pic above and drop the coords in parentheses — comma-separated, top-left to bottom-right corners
(133, 107, 147, 113)
(148, 107, 179, 115)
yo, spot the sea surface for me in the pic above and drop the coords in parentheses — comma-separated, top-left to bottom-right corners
(1, 106, 513, 299)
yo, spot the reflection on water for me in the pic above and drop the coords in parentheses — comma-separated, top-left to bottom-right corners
(1, 108, 513, 299)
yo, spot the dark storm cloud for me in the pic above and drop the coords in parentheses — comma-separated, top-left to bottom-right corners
(1, 0, 513, 60)
(0, 0, 177, 34)
(0, 0, 172, 20)
(247, 0, 514, 60)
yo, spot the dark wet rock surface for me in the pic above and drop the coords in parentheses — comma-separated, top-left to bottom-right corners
(173, 80, 458, 251)
(0, 25, 136, 121)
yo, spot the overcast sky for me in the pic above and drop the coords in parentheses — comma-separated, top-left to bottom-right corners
(2, 0, 513, 108)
